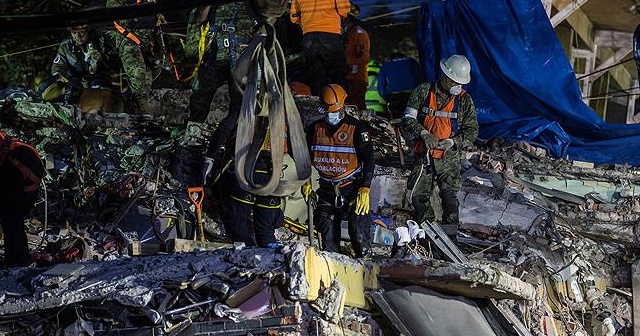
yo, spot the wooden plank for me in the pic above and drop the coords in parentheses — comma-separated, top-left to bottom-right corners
(633, 260, 640, 336)
(168, 238, 232, 253)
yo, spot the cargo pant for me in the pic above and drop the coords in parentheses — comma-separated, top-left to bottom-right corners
(313, 181, 371, 258)
(407, 149, 461, 233)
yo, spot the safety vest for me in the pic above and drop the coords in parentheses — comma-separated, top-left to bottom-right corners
(310, 122, 361, 183)
(365, 61, 385, 113)
(0, 132, 43, 192)
(414, 84, 464, 159)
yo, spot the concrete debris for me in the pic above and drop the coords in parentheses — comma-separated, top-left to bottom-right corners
(1, 90, 640, 336)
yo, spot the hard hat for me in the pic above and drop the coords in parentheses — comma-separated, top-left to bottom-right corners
(40, 81, 66, 101)
(289, 81, 311, 96)
(440, 54, 471, 84)
(321, 84, 347, 113)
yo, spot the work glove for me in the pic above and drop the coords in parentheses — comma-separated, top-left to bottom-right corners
(202, 156, 215, 183)
(354, 187, 370, 216)
(436, 138, 455, 152)
(301, 181, 312, 202)
(420, 130, 438, 150)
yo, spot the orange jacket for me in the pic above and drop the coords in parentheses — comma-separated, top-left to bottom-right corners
(290, 0, 350, 35)
(344, 23, 370, 82)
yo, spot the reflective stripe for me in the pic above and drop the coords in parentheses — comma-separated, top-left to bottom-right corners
(421, 107, 458, 118)
(230, 195, 255, 205)
(404, 107, 418, 119)
(310, 145, 356, 154)
(256, 203, 281, 209)
(113, 21, 141, 45)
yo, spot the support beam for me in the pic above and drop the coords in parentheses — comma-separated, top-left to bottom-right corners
(541, 0, 553, 17)
(550, 0, 591, 28)
(586, 46, 633, 83)
(595, 30, 634, 49)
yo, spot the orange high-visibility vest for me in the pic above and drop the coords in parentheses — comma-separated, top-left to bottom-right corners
(0, 132, 43, 192)
(415, 84, 464, 159)
(310, 122, 361, 183)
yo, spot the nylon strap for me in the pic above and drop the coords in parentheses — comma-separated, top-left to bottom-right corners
(233, 24, 311, 196)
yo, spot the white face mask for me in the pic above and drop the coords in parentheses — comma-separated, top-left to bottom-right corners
(325, 112, 342, 125)
(449, 85, 463, 95)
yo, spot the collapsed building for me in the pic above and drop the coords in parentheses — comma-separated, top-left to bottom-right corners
(0, 85, 636, 335)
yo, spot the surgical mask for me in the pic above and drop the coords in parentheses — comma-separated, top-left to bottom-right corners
(449, 85, 462, 95)
(325, 112, 342, 125)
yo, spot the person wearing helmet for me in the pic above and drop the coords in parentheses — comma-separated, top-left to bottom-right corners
(342, 4, 370, 111)
(302, 84, 374, 257)
(401, 54, 479, 237)
(378, 52, 422, 119)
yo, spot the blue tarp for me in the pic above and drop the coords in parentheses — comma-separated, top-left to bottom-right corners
(417, 0, 640, 165)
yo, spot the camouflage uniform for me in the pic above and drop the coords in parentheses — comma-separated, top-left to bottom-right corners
(51, 32, 121, 102)
(402, 82, 478, 230)
(185, 2, 257, 125)
(106, 0, 154, 113)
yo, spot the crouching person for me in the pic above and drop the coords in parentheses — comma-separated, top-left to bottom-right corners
(303, 84, 374, 258)
(0, 132, 45, 268)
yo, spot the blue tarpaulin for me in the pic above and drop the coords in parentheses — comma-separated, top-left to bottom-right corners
(417, 0, 640, 165)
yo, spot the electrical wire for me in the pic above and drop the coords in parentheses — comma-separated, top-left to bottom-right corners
(576, 57, 635, 80)
(0, 42, 61, 58)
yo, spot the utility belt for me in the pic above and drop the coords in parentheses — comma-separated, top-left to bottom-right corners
(319, 169, 362, 209)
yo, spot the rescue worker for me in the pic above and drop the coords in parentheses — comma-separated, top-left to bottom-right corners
(0, 132, 46, 268)
(365, 60, 386, 115)
(106, 0, 156, 114)
(343, 4, 370, 111)
(401, 54, 479, 236)
(378, 53, 422, 119)
(290, 0, 350, 95)
(50, 25, 119, 104)
(302, 84, 374, 257)
(183, 2, 257, 146)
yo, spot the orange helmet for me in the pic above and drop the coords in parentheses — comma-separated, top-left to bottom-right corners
(289, 81, 311, 96)
(321, 84, 347, 112)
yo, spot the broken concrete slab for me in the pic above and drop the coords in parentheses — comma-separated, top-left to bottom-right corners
(377, 258, 536, 301)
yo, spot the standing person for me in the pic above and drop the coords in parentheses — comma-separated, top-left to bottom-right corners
(401, 54, 478, 236)
(290, 0, 350, 95)
(183, 2, 257, 146)
(302, 84, 374, 257)
(365, 60, 386, 115)
(378, 53, 422, 119)
(0, 132, 46, 268)
(343, 4, 370, 111)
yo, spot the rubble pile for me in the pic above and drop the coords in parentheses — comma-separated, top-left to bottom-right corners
(0, 90, 639, 335)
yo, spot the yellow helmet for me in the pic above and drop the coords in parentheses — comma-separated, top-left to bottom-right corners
(321, 84, 347, 113)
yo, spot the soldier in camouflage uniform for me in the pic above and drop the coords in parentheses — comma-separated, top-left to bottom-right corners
(105, 0, 154, 114)
(401, 55, 478, 236)
(51, 25, 121, 103)
(184, 2, 257, 151)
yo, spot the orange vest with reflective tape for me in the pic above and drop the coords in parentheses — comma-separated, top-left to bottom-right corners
(0, 132, 43, 192)
(311, 122, 360, 182)
(415, 85, 464, 159)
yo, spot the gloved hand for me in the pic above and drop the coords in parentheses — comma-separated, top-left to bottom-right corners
(355, 187, 370, 215)
(420, 130, 438, 150)
(436, 138, 455, 151)
(301, 181, 312, 202)
(202, 156, 215, 183)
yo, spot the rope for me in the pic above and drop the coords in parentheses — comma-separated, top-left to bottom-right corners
(0, 42, 61, 58)
(233, 23, 311, 196)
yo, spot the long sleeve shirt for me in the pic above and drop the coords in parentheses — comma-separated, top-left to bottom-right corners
(402, 82, 479, 150)
(290, 0, 350, 35)
(344, 23, 370, 82)
(377, 56, 422, 100)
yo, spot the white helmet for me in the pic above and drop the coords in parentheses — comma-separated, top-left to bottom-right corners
(440, 54, 471, 84)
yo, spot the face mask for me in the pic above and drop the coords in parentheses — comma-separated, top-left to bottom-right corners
(325, 112, 342, 125)
(449, 85, 462, 95)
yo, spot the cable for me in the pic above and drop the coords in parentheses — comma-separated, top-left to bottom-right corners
(37, 178, 48, 250)
(575, 57, 635, 80)
(0, 42, 61, 58)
